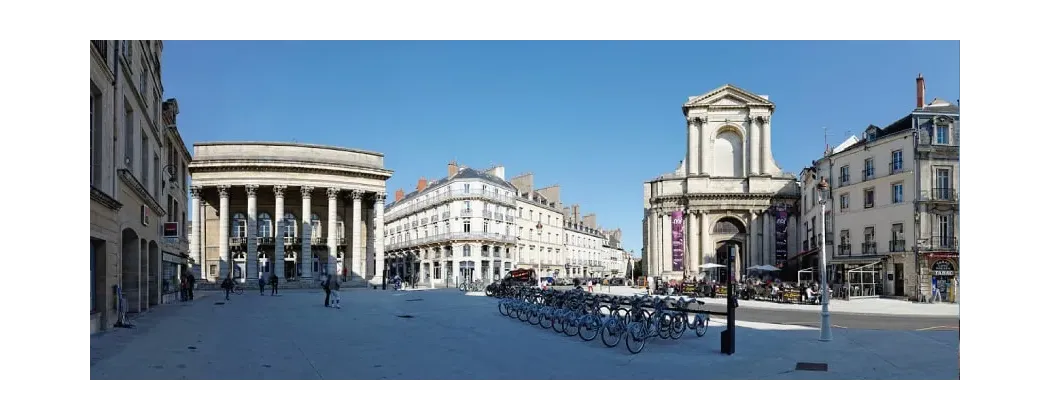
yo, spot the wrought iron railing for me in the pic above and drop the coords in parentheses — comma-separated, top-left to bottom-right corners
(889, 239, 906, 252)
(921, 188, 957, 202)
(837, 244, 851, 256)
(888, 161, 904, 175)
(929, 236, 958, 251)
(862, 242, 877, 255)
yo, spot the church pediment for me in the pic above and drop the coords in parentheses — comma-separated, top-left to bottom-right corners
(684, 84, 775, 108)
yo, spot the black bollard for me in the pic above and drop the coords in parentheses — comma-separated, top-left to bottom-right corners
(720, 281, 736, 355)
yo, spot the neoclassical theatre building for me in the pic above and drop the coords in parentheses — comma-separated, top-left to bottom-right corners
(643, 85, 801, 282)
(188, 142, 393, 286)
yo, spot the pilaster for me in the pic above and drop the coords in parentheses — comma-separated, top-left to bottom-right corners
(351, 190, 363, 283)
(217, 185, 230, 281)
(245, 184, 259, 284)
(273, 185, 286, 282)
(373, 192, 386, 284)
(300, 186, 314, 281)
(189, 186, 201, 277)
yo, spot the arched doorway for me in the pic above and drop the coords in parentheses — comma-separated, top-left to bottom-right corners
(121, 228, 140, 313)
(711, 217, 748, 283)
(148, 241, 159, 306)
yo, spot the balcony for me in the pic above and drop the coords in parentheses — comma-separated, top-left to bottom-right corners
(889, 239, 906, 252)
(918, 131, 959, 147)
(837, 243, 851, 256)
(411, 220, 419, 228)
(862, 242, 877, 255)
(506, 215, 515, 222)
(863, 168, 875, 181)
(921, 188, 957, 202)
(91, 40, 109, 64)
(257, 237, 275, 246)
(838, 176, 850, 187)
(483, 210, 493, 219)
(481, 249, 491, 257)
(311, 236, 326, 245)
(888, 161, 904, 175)
(460, 209, 473, 217)
(441, 212, 450, 220)
(495, 213, 504, 221)
(385, 189, 517, 219)
(928, 236, 958, 251)
(387, 231, 518, 250)
(430, 215, 438, 223)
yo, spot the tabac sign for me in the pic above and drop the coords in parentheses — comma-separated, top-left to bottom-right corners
(932, 260, 955, 276)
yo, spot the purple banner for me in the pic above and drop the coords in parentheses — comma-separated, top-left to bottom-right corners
(671, 210, 685, 271)
(772, 204, 790, 266)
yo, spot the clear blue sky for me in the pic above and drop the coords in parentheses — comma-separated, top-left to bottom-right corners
(163, 41, 960, 255)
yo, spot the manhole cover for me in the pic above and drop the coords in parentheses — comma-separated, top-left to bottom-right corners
(795, 362, 828, 372)
(397, 315, 414, 319)
(406, 298, 423, 302)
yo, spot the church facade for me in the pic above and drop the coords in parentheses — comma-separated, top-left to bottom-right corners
(642, 85, 801, 282)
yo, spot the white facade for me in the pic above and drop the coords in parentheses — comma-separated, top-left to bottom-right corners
(562, 215, 605, 278)
(384, 163, 518, 287)
(799, 77, 959, 301)
(514, 191, 565, 279)
(643, 84, 801, 282)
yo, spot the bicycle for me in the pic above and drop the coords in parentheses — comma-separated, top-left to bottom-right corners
(667, 297, 710, 339)
(624, 296, 675, 354)
(232, 282, 245, 295)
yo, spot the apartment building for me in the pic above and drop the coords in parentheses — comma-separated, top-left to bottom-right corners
(508, 173, 566, 279)
(798, 74, 959, 302)
(90, 40, 189, 333)
(562, 205, 607, 278)
(384, 162, 518, 287)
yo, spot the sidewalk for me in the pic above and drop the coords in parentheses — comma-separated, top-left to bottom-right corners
(601, 286, 959, 317)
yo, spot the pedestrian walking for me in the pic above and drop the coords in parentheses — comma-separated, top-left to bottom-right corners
(221, 275, 234, 301)
(257, 275, 266, 295)
(322, 276, 331, 307)
(269, 273, 279, 296)
(330, 275, 342, 309)
(180, 277, 188, 301)
(587, 279, 594, 293)
(187, 273, 196, 300)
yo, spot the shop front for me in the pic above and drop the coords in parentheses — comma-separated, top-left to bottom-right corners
(929, 257, 959, 303)
(161, 251, 187, 304)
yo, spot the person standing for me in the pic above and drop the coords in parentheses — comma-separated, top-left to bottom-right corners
(257, 274, 266, 296)
(187, 273, 196, 300)
(179, 277, 188, 302)
(322, 276, 332, 307)
(330, 275, 342, 309)
(269, 273, 279, 296)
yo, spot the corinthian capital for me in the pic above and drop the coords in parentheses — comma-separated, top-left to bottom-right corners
(273, 185, 286, 198)
(245, 184, 259, 197)
(301, 185, 314, 197)
(218, 185, 230, 198)
(327, 187, 341, 200)
(190, 186, 202, 198)
(350, 190, 363, 201)
(375, 192, 387, 202)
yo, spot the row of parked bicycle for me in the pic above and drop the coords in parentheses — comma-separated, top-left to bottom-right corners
(494, 286, 711, 354)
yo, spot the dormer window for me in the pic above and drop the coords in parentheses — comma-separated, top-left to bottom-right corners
(867, 130, 877, 141)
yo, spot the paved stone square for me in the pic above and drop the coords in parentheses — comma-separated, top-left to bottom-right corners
(90, 288, 959, 380)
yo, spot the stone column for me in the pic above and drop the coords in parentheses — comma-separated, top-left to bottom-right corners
(697, 117, 708, 175)
(765, 211, 775, 266)
(749, 116, 760, 175)
(700, 211, 710, 264)
(327, 187, 340, 281)
(245, 185, 259, 285)
(273, 185, 286, 282)
(687, 118, 700, 176)
(749, 211, 759, 268)
(189, 186, 201, 277)
(687, 210, 699, 275)
(350, 190, 363, 283)
(661, 213, 672, 275)
(301, 186, 314, 281)
(217, 185, 230, 281)
(373, 192, 386, 284)
(761, 116, 773, 175)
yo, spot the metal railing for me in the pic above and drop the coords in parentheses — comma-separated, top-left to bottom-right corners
(888, 161, 904, 175)
(918, 130, 959, 147)
(385, 190, 516, 219)
(863, 167, 875, 181)
(838, 175, 850, 187)
(921, 188, 957, 202)
(495, 213, 504, 221)
(388, 231, 518, 250)
(862, 242, 877, 255)
(460, 209, 473, 216)
(483, 210, 493, 219)
(889, 239, 906, 252)
(837, 244, 851, 256)
(928, 236, 958, 251)
(441, 212, 450, 220)
(430, 215, 438, 223)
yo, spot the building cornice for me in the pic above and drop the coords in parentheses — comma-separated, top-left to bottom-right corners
(90, 186, 123, 210)
(189, 161, 393, 181)
(118, 169, 167, 215)
(193, 141, 385, 158)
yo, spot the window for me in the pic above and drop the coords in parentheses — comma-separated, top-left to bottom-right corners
(935, 168, 952, 199)
(863, 158, 874, 180)
(90, 87, 103, 187)
(258, 213, 272, 238)
(936, 125, 949, 144)
(463, 245, 472, 257)
(282, 213, 297, 237)
(839, 165, 850, 185)
(121, 40, 131, 59)
(124, 105, 134, 166)
(890, 150, 903, 172)
(464, 183, 470, 193)
(139, 59, 148, 97)
(892, 223, 904, 240)
(937, 214, 954, 240)
(824, 211, 832, 233)
(483, 221, 489, 233)
(839, 193, 849, 211)
(138, 132, 149, 185)
(463, 220, 471, 233)
(547, 214, 551, 224)
(518, 207, 522, 217)
(153, 153, 160, 197)
(891, 183, 904, 204)
(464, 200, 471, 210)
(864, 188, 874, 208)
(529, 209, 534, 220)
(839, 230, 850, 244)
(232, 213, 247, 237)
(311, 214, 322, 238)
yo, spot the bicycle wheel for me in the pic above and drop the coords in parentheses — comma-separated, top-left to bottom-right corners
(517, 307, 529, 322)
(564, 317, 579, 337)
(539, 312, 553, 329)
(579, 315, 601, 341)
(528, 309, 541, 325)
(600, 320, 623, 348)
(657, 313, 672, 339)
(695, 313, 710, 337)
(552, 315, 565, 333)
(625, 323, 647, 354)
(669, 313, 687, 339)
(498, 301, 510, 316)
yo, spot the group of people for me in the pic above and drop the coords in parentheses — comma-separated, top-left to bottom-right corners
(179, 274, 196, 301)
(219, 273, 280, 301)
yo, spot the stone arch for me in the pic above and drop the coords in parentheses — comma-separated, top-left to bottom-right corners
(121, 228, 140, 313)
(710, 215, 748, 236)
(712, 125, 744, 177)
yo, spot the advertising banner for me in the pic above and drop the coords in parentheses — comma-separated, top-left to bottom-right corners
(671, 210, 684, 271)
(772, 204, 789, 266)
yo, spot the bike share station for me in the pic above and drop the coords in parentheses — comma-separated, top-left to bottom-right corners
(487, 262, 740, 355)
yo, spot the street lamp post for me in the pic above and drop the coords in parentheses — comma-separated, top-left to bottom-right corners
(816, 176, 832, 342)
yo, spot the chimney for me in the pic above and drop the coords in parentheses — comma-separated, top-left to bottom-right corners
(416, 177, 427, 192)
(916, 73, 926, 108)
(447, 160, 458, 178)
(394, 188, 405, 202)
